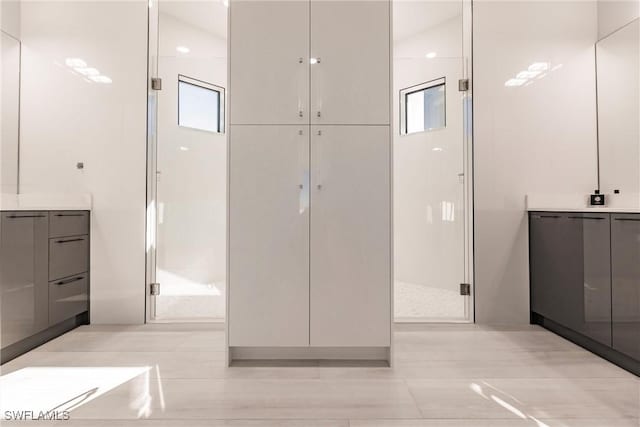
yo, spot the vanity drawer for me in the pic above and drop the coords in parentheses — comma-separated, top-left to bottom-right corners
(49, 273, 88, 325)
(49, 235, 89, 280)
(49, 211, 89, 238)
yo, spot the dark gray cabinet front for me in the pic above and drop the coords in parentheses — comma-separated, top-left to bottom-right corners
(611, 214, 640, 361)
(570, 213, 612, 346)
(530, 212, 612, 346)
(0, 212, 49, 348)
(530, 213, 582, 330)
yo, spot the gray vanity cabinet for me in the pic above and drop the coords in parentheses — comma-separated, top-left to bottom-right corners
(611, 214, 640, 360)
(529, 213, 583, 330)
(530, 212, 612, 346)
(0, 212, 49, 348)
(571, 213, 612, 346)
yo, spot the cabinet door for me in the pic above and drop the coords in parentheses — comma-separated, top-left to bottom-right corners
(529, 213, 583, 330)
(0, 212, 49, 348)
(310, 0, 390, 125)
(228, 125, 310, 346)
(611, 214, 640, 360)
(310, 125, 391, 346)
(229, 0, 309, 125)
(569, 213, 612, 346)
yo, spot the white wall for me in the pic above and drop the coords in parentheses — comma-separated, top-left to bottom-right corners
(18, 1, 148, 324)
(155, 8, 227, 319)
(473, 0, 599, 324)
(393, 11, 467, 319)
(597, 0, 639, 39)
(1, 0, 20, 40)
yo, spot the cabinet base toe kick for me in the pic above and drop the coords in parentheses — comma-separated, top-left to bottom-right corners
(228, 346, 391, 366)
(1, 312, 89, 365)
(531, 313, 639, 377)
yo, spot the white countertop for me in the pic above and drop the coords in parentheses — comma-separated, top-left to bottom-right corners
(526, 193, 640, 214)
(0, 193, 92, 211)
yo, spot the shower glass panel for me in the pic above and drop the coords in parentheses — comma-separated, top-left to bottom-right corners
(147, 0, 227, 321)
(393, 0, 472, 322)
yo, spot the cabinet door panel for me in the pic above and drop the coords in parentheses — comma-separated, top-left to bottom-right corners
(229, 1, 309, 125)
(611, 214, 640, 360)
(310, 125, 391, 346)
(310, 0, 390, 125)
(229, 125, 310, 346)
(0, 212, 49, 348)
(570, 214, 612, 346)
(530, 213, 583, 329)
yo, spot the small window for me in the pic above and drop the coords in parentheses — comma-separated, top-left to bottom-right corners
(178, 75, 225, 133)
(400, 78, 446, 135)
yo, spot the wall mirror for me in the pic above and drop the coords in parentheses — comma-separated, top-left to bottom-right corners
(596, 19, 639, 196)
(1, 31, 21, 194)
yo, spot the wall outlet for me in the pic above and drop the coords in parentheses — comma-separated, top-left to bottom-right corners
(590, 193, 606, 206)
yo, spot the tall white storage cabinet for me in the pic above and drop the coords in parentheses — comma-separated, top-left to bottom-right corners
(228, 0, 392, 363)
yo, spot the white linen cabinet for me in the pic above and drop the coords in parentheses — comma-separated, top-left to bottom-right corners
(228, 0, 392, 363)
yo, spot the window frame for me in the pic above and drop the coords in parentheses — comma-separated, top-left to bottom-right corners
(399, 77, 446, 136)
(177, 74, 225, 134)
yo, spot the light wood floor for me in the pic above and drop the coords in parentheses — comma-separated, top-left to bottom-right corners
(1, 323, 638, 426)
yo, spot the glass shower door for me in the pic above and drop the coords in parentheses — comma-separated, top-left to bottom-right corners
(147, 0, 228, 321)
(393, 0, 473, 322)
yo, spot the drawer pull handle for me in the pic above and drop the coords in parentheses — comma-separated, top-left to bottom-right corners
(537, 215, 561, 219)
(8, 214, 46, 218)
(568, 216, 605, 220)
(614, 218, 640, 222)
(54, 213, 85, 217)
(55, 238, 85, 244)
(56, 276, 84, 286)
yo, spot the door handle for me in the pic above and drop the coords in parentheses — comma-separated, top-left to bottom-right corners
(55, 238, 85, 244)
(56, 276, 84, 285)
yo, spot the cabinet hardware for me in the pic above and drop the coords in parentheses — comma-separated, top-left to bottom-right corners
(614, 218, 640, 222)
(150, 283, 161, 296)
(568, 216, 605, 220)
(54, 213, 84, 217)
(537, 215, 561, 219)
(151, 77, 162, 90)
(310, 57, 321, 64)
(55, 238, 85, 244)
(7, 214, 46, 219)
(56, 276, 84, 286)
(317, 184, 323, 190)
(298, 184, 304, 189)
(298, 110, 304, 118)
(317, 111, 321, 118)
(458, 79, 470, 92)
(298, 130, 303, 135)
(317, 130, 322, 136)
(460, 283, 471, 296)
(298, 57, 303, 64)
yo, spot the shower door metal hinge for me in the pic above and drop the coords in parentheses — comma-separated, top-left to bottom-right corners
(460, 283, 471, 296)
(151, 77, 162, 91)
(458, 79, 469, 92)
(150, 282, 161, 296)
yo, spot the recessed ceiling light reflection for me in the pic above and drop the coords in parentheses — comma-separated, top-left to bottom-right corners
(176, 46, 190, 54)
(179, 146, 189, 151)
(528, 62, 549, 72)
(425, 52, 437, 59)
(89, 75, 112, 84)
(432, 147, 443, 152)
(75, 67, 100, 76)
(504, 78, 526, 87)
(516, 70, 539, 79)
(65, 58, 87, 68)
